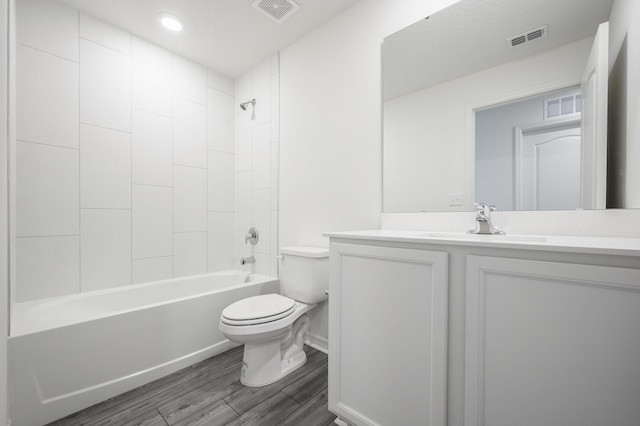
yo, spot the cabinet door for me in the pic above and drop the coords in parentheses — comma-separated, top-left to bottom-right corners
(465, 256, 640, 426)
(329, 243, 448, 426)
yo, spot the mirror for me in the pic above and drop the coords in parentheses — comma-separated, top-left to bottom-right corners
(382, 0, 615, 212)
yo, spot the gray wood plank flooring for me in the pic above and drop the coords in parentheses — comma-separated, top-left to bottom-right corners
(48, 346, 335, 426)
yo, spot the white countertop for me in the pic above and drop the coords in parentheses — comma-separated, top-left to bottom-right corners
(323, 229, 640, 257)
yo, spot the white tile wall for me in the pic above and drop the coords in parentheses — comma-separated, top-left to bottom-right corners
(252, 189, 271, 254)
(252, 123, 271, 189)
(173, 56, 208, 104)
(80, 38, 132, 131)
(132, 38, 173, 117)
(253, 253, 271, 276)
(234, 74, 252, 111)
(208, 212, 235, 271)
(132, 257, 173, 284)
(235, 113, 252, 172)
(16, 236, 80, 302)
(173, 98, 207, 168)
(271, 72, 280, 142)
(271, 142, 279, 211)
(235, 171, 252, 231)
(252, 60, 273, 126)
(80, 13, 131, 55)
(270, 211, 279, 275)
(132, 109, 173, 186)
(174, 166, 208, 232)
(15, 6, 279, 301)
(235, 230, 253, 273)
(174, 232, 208, 277)
(17, 142, 79, 237)
(17, 0, 79, 61)
(16, 45, 79, 148)
(80, 124, 131, 209)
(208, 69, 234, 95)
(81, 209, 131, 292)
(234, 55, 280, 275)
(208, 89, 235, 153)
(132, 185, 173, 259)
(208, 151, 235, 212)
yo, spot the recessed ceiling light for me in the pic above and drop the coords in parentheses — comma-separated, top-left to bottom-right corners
(157, 12, 183, 32)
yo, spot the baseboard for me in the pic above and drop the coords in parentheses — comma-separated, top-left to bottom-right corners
(305, 333, 328, 354)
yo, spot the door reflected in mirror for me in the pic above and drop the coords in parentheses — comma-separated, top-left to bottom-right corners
(475, 87, 582, 211)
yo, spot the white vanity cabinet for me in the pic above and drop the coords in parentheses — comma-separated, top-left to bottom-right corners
(465, 255, 640, 426)
(326, 231, 640, 426)
(328, 242, 449, 426)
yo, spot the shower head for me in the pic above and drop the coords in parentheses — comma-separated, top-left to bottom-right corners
(240, 99, 256, 111)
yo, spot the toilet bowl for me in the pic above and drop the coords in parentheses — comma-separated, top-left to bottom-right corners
(219, 246, 329, 387)
(220, 294, 315, 386)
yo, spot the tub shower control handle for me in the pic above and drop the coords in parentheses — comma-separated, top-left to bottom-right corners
(245, 227, 259, 245)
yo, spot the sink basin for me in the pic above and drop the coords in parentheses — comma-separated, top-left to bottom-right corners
(415, 232, 547, 243)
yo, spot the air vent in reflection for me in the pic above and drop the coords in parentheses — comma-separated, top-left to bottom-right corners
(508, 25, 548, 48)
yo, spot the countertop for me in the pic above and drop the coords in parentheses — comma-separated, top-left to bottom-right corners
(323, 229, 640, 257)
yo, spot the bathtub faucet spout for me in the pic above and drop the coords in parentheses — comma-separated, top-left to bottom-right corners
(241, 256, 255, 265)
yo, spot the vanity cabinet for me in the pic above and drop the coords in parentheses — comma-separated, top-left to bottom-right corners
(328, 243, 448, 426)
(326, 231, 640, 426)
(465, 255, 640, 426)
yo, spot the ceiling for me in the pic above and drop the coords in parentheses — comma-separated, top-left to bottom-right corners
(383, 0, 614, 100)
(57, 0, 361, 78)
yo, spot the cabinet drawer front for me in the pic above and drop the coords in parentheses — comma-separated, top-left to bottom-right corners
(465, 256, 640, 426)
(329, 243, 448, 426)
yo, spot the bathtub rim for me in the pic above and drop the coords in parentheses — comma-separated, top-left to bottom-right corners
(11, 270, 277, 337)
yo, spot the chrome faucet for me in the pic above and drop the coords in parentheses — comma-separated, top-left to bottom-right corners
(468, 203, 504, 235)
(245, 227, 259, 245)
(240, 256, 255, 265)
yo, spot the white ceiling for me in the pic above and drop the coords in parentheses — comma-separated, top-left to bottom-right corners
(383, 0, 614, 100)
(57, 0, 361, 78)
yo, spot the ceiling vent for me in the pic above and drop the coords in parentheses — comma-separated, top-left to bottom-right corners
(252, 0, 300, 24)
(507, 25, 548, 48)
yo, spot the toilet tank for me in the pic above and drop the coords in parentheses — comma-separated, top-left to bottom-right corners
(279, 246, 329, 304)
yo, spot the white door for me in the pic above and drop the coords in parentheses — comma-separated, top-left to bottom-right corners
(581, 22, 609, 209)
(515, 122, 582, 210)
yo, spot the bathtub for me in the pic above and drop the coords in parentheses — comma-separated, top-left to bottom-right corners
(8, 271, 279, 426)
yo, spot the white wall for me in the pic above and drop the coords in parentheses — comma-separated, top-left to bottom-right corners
(234, 55, 280, 277)
(279, 0, 461, 251)
(384, 38, 590, 212)
(14, 0, 240, 302)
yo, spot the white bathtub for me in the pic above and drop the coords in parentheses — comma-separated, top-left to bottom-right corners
(8, 271, 279, 426)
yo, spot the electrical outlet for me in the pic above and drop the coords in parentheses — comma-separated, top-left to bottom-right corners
(448, 192, 463, 206)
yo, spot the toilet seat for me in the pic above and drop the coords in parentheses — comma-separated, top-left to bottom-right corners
(221, 294, 296, 326)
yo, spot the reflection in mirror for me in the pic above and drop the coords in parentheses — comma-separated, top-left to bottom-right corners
(382, 0, 614, 213)
(475, 87, 583, 211)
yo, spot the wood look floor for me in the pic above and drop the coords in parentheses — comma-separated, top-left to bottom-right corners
(48, 346, 336, 426)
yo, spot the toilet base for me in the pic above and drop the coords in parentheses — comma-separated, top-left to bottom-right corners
(238, 313, 312, 387)
(240, 340, 307, 387)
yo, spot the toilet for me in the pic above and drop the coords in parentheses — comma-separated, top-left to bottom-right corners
(219, 246, 329, 387)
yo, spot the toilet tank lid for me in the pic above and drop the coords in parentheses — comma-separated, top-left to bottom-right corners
(280, 246, 329, 258)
